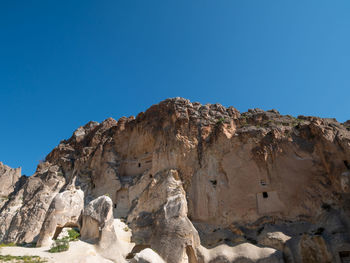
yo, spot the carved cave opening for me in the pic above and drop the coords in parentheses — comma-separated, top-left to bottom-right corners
(339, 251, 350, 263)
(210, 180, 217, 187)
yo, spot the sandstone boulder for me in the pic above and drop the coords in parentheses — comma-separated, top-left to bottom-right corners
(128, 169, 200, 263)
(298, 234, 332, 263)
(196, 243, 283, 263)
(258, 231, 291, 251)
(80, 195, 114, 243)
(130, 248, 166, 263)
(80, 195, 127, 263)
(37, 188, 84, 247)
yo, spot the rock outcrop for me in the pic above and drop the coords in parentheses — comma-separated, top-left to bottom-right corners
(0, 164, 65, 243)
(130, 248, 165, 263)
(1, 98, 350, 263)
(37, 188, 84, 247)
(0, 162, 22, 209)
(128, 169, 200, 263)
(80, 195, 127, 262)
(196, 243, 283, 263)
(258, 231, 291, 253)
(0, 162, 21, 196)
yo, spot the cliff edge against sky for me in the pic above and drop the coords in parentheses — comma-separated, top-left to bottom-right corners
(1, 98, 350, 263)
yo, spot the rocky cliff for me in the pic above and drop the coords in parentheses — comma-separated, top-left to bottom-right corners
(1, 98, 350, 263)
(0, 162, 22, 210)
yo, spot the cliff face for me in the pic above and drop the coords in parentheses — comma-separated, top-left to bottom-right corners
(0, 162, 22, 210)
(1, 98, 350, 263)
(0, 162, 21, 196)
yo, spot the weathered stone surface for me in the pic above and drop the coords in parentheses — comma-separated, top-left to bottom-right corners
(37, 188, 84, 247)
(80, 195, 127, 263)
(128, 169, 200, 263)
(298, 234, 333, 263)
(0, 162, 21, 207)
(196, 243, 283, 263)
(1, 98, 350, 262)
(80, 196, 114, 242)
(0, 165, 65, 243)
(130, 248, 166, 263)
(258, 231, 291, 251)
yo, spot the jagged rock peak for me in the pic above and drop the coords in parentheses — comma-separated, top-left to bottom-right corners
(0, 162, 21, 197)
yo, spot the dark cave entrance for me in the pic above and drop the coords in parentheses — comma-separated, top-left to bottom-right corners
(209, 180, 217, 187)
(339, 251, 350, 263)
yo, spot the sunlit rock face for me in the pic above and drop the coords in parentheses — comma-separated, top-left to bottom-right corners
(0, 162, 24, 215)
(1, 97, 350, 263)
(36, 188, 84, 247)
(0, 162, 21, 199)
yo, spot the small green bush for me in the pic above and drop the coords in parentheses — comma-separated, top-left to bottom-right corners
(0, 242, 16, 248)
(67, 228, 80, 241)
(47, 228, 79, 253)
(48, 239, 69, 253)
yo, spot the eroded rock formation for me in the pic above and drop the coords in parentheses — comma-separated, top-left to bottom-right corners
(37, 187, 84, 247)
(0, 162, 22, 209)
(1, 98, 350, 263)
(80, 195, 127, 262)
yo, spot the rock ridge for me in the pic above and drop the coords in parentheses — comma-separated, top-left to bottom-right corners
(1, 97, 350, 263)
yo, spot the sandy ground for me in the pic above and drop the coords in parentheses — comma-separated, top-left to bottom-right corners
(0, 240, 113, 262)
(0, 219, 133, 263)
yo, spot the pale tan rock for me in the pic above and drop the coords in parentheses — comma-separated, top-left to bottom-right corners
(0, 162, 21, 198)
(37, 188, 84, 247)
(80, 196, 114, 242)
(130, 248, 166, 263)
(0, 164, 65, 243)
(80, 195, 128, 263)
(298, 234, 332, 263)
(1, 98, 350, 262)
(196, 243, 283, 263)
(76, 256, 114, 263)
(128, 169, 200, 263)
(258, 231, 291, 251)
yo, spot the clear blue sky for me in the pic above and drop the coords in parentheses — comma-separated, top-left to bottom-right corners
(1, 1, 349, 176)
